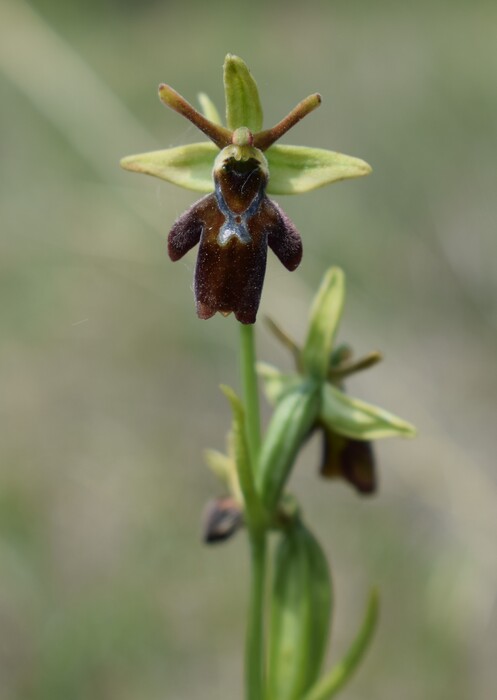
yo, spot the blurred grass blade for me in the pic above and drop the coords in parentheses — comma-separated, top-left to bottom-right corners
(223, 54, 263, 132)
(266, 145, 372, 195)
(0, 0, 156, 181)
(321, 383, 417, 440)
(302, 268, 345, 380)
(303, 589, 379, 700)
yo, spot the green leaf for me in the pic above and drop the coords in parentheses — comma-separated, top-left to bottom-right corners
(220, 386, 261, 525)
(223, 54, 263, 132)
(267, 524, 313, 700)
(198, 92, 222, 126)
(120, 142, 217, 193)
(267, 523, 333, 700)
(302, 267, 345, 380)
(303, 589, 379, 700)
(257, 363, 304, 405)
(301, 525, 333, 687)
(321, 383, 417, 440)
(266, 145, 372, 195)
(257, 383, 321, 510)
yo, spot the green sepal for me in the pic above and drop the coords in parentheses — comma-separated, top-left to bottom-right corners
(204, 433, 243, 504)
(302, 267, 345, 380)
(303, 589, 379, 700)
(204, 448, 234, 491)
(321, 383, 417, 440)
(266, 145, 372, 195)
(197, 92, 222, 125)
(220, 386, 262, 526)
(257, 362, 304, 405)
(120, 142, 217, 193)
(223, 54, 263, 132)
(267, 522, 332, 700)
(257, 383, 321, 510)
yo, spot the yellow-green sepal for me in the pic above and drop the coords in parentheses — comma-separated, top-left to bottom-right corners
(197, 92, 222, 125)
(302, 267, 345, 380)
(321, 383, 417, 440)
(204, 432, 243, 504)
(266, 145, 371, 195)
(223, 54, 263, 132)
(120, 142, 217, 193)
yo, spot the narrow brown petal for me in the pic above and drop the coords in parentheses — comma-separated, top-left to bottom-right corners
(253, 93, 321, 151)
(168, 194, 214, 261)
(158, 84, 232, 149)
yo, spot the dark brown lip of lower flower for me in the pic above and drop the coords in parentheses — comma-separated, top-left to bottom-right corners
(320, 427, 377, 495)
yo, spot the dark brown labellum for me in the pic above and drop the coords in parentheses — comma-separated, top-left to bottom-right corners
(320, 428, 377, 495)
(168, 156, 302, 324)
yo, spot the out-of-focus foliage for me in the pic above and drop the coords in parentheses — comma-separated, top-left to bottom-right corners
(1, 0, 496, 698)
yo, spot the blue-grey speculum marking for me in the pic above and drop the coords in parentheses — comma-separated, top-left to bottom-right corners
(215, 181, 264, 247)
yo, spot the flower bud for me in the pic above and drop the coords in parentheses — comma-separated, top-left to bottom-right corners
(202, 497, 243, 544)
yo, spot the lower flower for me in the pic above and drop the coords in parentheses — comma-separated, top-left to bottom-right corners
(319, 426, 376, 495)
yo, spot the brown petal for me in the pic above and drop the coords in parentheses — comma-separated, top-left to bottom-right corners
(266, 199, 303, 271)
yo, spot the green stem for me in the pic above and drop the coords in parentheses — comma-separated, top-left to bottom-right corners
(239, 323, 262, 463)
(246, 531, 267, 700)
(239, 322, 266, 700)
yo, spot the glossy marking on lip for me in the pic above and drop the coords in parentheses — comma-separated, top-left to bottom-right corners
(214, 177, 264, 246)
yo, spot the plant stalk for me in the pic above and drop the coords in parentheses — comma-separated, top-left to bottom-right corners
(239, 322, 266, 700)
(246, 530, 267, 700)
(239, 323, 262, 463)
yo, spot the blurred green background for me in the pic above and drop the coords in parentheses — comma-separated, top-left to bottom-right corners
(1, 0, 496, 698)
